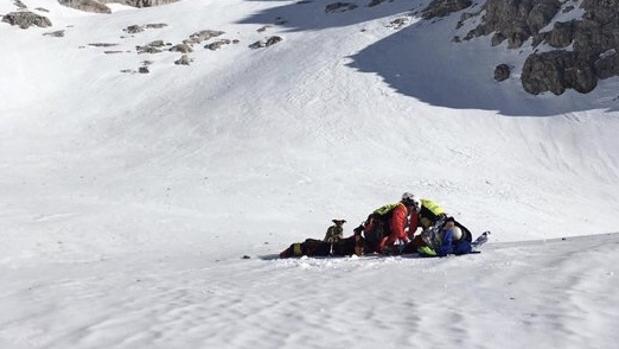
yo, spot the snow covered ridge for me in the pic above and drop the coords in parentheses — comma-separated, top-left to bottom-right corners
(426, 0, 619, 95)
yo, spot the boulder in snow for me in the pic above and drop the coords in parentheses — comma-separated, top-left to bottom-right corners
(206, 39, 231, 51)
(2, 11, 52, 29)
(174, 55, 193, 65)
(249, 36, 283, 49)
(494, 64, 511, 81)
(169, 43, 193, 53)
(58, 0, 111, 14)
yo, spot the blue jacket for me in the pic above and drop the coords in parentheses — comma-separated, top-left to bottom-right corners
(437, 228, 473, 256)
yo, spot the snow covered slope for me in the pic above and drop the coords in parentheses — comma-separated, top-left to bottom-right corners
(1, 0, 618, 348)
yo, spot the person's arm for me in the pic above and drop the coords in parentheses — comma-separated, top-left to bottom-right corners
(407, 212, 420, 239)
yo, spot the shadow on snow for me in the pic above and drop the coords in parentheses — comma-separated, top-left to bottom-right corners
(240, 0, 619, 116)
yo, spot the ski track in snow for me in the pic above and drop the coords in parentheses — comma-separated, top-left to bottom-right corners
(1, 0, 619, 348)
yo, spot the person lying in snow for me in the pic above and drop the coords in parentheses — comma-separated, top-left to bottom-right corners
(279, 219, 363, 258)
(356, 192, 474, 257)
(279, 232, 365, 258)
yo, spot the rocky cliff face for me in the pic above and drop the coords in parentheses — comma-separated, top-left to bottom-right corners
(58, 0, 179, 13)
(423, 0, 619, 95)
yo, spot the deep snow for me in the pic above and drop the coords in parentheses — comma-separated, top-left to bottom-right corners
(1, 0, 618, 348)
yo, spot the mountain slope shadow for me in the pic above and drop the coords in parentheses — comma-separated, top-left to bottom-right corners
(240, 0, 426, 32)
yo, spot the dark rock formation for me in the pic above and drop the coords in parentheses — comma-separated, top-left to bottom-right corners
(136, 41, 164, 54)
(464, 0, 561, 48)
(447, 0, 619, 95)
(387, 17, 409, 30)
(422, 0, 473, 20)
(138, 66, 150, 74)
(522, 51, 597, 95)
(124, 25, 144, 33)
(2, 11, 52, 29)
(368, 0, 387, 7)
(58, 1, 111, 14)
(206, 39, 231, 51)
(594, 49, 619, 79)
(145, 23, 168, 29)
(119, 0, 179, 7)
(325, 2, 358, 13)
(184, 30, 225, 45)
(545, 20, 575, 48)
(174, 54, 193, 65)
(169, 43, 193, 53)
(494, 64, 511, 81)
(249, 36, 283, 49)
(59, 0, 179, 13)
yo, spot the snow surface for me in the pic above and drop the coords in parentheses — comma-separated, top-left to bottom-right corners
(1, 0, 618, 348)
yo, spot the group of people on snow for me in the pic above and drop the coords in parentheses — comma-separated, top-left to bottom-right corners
(280, 192, 485, 258)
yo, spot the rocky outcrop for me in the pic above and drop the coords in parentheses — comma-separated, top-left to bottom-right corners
(464, 0, 561, 48)
(594, 49, 619, 79)
(59, 0, 179, 13)
(368, 0, 387, 7)
(325, 2, 358, 13)
(183, 30, 224, 45)
(58, 1, 111, 14)
(443, 0, 619, 95)
(169, 43, 193, 53)
(116, 0, 179, 7)
(522, 51, 597, 95)
(136, 40, 167, 54)
(174, 54, 193, 65)
(525, 0, 619, 94)
(2, 11, 52, 29)
(544, 20, 575, 48)
(249, 36, 283, 49)
(422, 0, 473, 20)
(206, 39, 231, 51)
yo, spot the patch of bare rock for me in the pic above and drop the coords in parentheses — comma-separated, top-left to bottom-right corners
(2, 11, 52, 29)
(249, 36, 283, 49)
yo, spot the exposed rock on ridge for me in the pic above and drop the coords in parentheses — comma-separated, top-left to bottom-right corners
(2, 11, 52, 29)
(422, 0, 473, 20)
(58, 0, 180, 13)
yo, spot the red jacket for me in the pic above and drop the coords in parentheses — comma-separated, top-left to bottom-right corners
(378, 203, 418, 251)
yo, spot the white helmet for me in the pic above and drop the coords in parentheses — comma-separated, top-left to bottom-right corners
(450, 226, 463, 241)
(401, 192, 421, 212)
